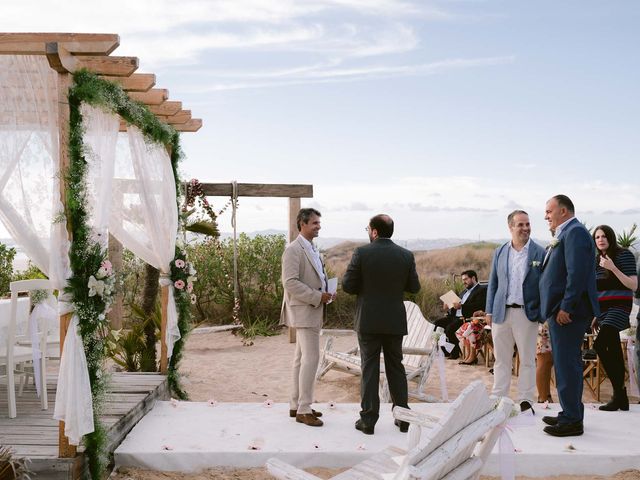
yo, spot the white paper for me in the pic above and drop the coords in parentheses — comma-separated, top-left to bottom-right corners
(439, 290, 461, 309)
(327, 277, 338, 294)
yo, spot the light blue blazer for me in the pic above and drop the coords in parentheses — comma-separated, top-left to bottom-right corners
(486, 240, 546, 324)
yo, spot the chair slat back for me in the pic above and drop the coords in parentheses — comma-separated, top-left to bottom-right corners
(402, 301, 434, 369)
(406, 380, 495, 468)
(10, 279, 55, 346)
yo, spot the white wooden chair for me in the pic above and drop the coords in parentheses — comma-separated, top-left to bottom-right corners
(0, 279, 52, 417)
(316, 301, 444, 402)
(266, 380, 514, 480)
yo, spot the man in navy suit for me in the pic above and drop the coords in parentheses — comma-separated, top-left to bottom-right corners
(485, 210, 546, 414)
(539, 195, 599, 437)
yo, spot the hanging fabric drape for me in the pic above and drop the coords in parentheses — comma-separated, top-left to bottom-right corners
(109, 126, 180, 357)
(0, 55, 92, 445)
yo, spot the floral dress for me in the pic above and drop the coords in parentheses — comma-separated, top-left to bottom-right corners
(455, 318, 485, 349)
(536, 321, 552, 355)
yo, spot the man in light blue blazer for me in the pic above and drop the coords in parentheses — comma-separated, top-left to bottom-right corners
(539, 195, 598, 437)
(486, 210, 546, 414)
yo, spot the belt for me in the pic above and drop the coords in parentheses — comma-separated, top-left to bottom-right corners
(506, 304, 523, 309)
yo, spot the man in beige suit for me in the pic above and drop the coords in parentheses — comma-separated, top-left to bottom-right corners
(281, 208, 334, 427)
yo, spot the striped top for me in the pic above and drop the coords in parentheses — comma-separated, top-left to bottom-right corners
(596, 249, 637, 330)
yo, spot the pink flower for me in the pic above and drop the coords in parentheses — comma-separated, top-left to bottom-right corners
(328, 401, 336, 409)
(190, 294, 197, 305)
(170, 398, 179, 407)
(187, 282, 193, 293)
(175, 259, 186, 268)
(357, 444, 366, 451)
(263, 399, 273, 408)
(174, 280, 185, 290)
(207, 399, 217, 407)
(101, 260, 112, 273)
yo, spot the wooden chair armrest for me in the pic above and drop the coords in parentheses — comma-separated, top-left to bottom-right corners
(266, 458, 322, 480)
(402, 347, 431, 355)
(393, 406, 439, 427)
(320, 328, 356, 337)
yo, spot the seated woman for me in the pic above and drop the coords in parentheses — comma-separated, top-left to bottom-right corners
(591, 225, 638, 411)
(455, 310, 486, 365)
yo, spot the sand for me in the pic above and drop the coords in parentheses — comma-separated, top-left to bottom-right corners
(111, 329, 640, 480)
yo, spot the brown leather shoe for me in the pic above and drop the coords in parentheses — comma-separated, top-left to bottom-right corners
(296, 413, 323, 427)
(289, 409, 323, 418)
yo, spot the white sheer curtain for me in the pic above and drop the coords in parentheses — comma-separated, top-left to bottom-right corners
(0, 55, 93, 446)
(82, 104, 119, 249)
(110, 126, 180, 357)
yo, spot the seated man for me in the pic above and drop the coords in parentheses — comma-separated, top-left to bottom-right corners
(434, 270, 487, 359)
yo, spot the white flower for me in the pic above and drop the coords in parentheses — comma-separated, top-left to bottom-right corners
(189, 264, 196, 276)
(531, 260, 541, 267)
(548, 238, 559, 249)
(96, 266, 108, 279)
(88, 276, 105, 297)
(176, 237, 185, 249)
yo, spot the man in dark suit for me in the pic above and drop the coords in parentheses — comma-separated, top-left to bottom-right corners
(342, 214, 421, 435)
(434, 270, 487, 359)
(539, 194, 599, 437)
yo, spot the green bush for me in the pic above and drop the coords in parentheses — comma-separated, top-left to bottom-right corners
(189, 233, 285, 329)
(0, 243, 16, 296)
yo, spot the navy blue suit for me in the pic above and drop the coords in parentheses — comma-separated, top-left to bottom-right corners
(539, 218, 599, 425)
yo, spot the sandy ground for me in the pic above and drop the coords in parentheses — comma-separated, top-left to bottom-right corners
(111, 329, 640, 480)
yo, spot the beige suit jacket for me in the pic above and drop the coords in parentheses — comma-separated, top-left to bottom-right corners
(280, 235, 325, 328)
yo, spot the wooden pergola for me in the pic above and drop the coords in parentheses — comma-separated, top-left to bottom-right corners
(0, 32, 201, 458)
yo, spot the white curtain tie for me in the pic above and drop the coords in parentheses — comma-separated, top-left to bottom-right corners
(159, 273, 181, 359)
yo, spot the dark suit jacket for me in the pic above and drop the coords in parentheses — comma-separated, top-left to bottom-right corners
(448, 283, 487, 319)
(342, 238, 420, 335)
(539, 218, 599, 320)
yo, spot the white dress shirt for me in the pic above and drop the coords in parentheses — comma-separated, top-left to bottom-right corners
(299, 235, 327, 291)
(506, 239, 529, 305)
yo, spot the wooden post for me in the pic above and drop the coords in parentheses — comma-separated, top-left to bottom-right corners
(51, 65, 76, 458)
(107, 233, 123, 329)
(160, 285, 169, 374)
(287, 197, 301, 344)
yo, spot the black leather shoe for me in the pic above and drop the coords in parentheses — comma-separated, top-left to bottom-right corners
(355, 419, 374, 435)
(599, 387, 629, 412)
(543, 422, 583, 437)
(394, 419, 409, 433)
(520, 401, 535, 415)
(542, 415, 558, 426)
(289, 409, 323, 418)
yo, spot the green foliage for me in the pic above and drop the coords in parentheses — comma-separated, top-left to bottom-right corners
(188, 234, 285, 331)
(241, 315, 280, 340)
(12, 262, 47, 282)
(617, 223, 638, 249)
(0, 243, 16, 296)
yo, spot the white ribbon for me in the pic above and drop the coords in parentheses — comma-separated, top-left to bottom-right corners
(626, 339, 639, 397)
(53, 314, 94, 446)
(28, 302, 57, 397)
(159, 274, 181, 359)
(436, 334, 452, 401)
(497, 423, 516, 480)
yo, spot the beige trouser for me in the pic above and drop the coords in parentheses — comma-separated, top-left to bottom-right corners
(491, 307, 538, 404)
(290, 326, 321, 414)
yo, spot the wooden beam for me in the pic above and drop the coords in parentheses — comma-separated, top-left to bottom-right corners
(201, 183, 313, 198)
(172, 118, 202, 132)
(0, 33, 119, 55)
(128, 89, 168, 105)
(74, 55, 139, 76)
(158, 110, 191, 125)
(102, 73, 155, 92)
(45, 42, 74, 73)
(148, 101, 182, 116)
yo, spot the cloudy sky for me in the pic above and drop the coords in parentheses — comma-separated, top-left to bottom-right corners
(2, 1, 639, 242)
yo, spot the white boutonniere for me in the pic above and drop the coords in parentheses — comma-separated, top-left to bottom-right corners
(531, 260, 541, 267)
(547, 238, 559, 249)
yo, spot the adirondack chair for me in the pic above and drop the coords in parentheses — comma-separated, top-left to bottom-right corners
(316, 301, 444, 402)
(266, 380, 514, 480)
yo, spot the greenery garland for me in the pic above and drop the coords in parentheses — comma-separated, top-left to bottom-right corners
(67, 70, 192, 478)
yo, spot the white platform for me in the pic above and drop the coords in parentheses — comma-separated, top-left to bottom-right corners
(114, 401, 640, 477)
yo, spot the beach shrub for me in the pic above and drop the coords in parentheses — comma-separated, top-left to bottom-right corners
(189, 233, 285, 328)
(0, 242, 16, 296)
